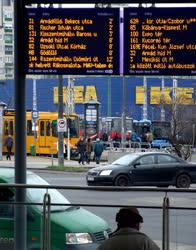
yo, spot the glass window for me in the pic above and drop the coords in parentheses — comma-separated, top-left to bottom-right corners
(10, 121, 13, 135)
(135, 155, 154, 165)
(27, 173, 71, 211)
(51, 120, 57, 137)
(3, 0, 11, 6)
(158, 155, 178, 164)
(64, 118, 79, 138)
(0, 188, 14, 217)
(51, 118, 79, 138)
(5, 45, 13, 55)
(112, 154, 140, 166)
(3, 120, 13, 136)
(4, 10, 12, 20)
(5, 56, 13, 63)
(40, 121, 45, 136)
(46, 121, 50, 136)
(5, 68, 13, 74)
(3, 121, 8, 135)
(4, 34, 13, 43)
(5, 50, 13, 55)
(27, 120, 33, 136)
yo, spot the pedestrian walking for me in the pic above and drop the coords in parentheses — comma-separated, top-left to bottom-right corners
(85, 138, 93, 164)
(97, 207, 160, 250)
(76, 136, 86, 165)
(102, 131, 108, 142)
(93, 138, 104, 164)
(5, 134, 13, 160)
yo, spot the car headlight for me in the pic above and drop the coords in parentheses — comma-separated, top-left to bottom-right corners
(66, 233, 93, 244)
(99, 170, 112, 176)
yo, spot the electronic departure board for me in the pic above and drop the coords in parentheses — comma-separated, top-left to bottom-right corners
(25, 8, 119, 75)
(124, 8, 196, 75)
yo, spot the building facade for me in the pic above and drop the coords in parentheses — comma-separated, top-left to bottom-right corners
(0, 0, 14, 80)
(1, 76, 196, 122)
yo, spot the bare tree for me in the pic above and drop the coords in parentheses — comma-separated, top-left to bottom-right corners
(158, 91, 194, 159)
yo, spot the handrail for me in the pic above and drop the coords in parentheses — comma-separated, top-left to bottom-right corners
(0, 183, 196, 193)
(42, 192, 51, 250)
(0, 184, 196, 249)
(162, 196, 170, 250)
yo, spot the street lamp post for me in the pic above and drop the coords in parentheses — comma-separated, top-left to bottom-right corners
(142, 76, 148, 120)
(0, 101, 7, 160)
(66, 76, 75, 160)
(161, 77, 166, 122)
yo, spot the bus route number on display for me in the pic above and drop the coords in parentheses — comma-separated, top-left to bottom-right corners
(25, 8, 119, 75)
(124, 8, 196, 75)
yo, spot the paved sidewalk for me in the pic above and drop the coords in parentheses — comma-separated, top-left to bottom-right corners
(0, 155, 100, 170)
(0, 153, 195, 170)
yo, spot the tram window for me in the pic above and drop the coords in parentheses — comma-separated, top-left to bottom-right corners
(10, 121, 13, 135)
(51, 120, 57, 137)
(27, 120, 33, 136)
(4, 120, 9, 135)
(70, 119, 78, 137)
(64, 119, 78, 138)
(40, 121, 45, 136)
(3, 120, 13, 136)
(46, 121, 50, 136)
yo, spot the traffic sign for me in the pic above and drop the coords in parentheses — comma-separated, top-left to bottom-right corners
(32, 111, 39, 120)
(57, 119, 67, 132)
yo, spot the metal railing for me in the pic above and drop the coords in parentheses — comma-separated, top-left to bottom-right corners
(0, 184, 196, 250)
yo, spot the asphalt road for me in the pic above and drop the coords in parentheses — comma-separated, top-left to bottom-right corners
(33, 170, 196, 249)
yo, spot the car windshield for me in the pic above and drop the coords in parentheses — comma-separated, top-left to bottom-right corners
(27, 174, 71, 212)
(112, 154, 139, 166)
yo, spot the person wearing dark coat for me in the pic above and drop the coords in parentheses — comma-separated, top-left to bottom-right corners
(76, 136, 86, 165)
(93, 138, 104, 164)
(5, 134, 13, 160)
(85, 138, 93, 164)
(97, 207, 160, 250)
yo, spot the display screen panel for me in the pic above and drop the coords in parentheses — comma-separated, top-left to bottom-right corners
(124, 8, 196, 75)
(25, 8, 120, 75)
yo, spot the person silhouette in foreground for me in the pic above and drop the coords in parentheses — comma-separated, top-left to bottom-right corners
(97, 207, 160, 250)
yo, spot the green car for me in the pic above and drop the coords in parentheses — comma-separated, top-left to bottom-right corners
(0, 168, 110, 249)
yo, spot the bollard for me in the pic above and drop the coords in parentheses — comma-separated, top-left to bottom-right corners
(51, 154, 54, 166)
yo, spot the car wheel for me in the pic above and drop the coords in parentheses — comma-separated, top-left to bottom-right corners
(176, 174, 191, 188)
(114, 175, 129, 186)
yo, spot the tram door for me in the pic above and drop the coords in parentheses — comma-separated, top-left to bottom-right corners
(3, 119, 14, 153)
(38, 120, 51, 150)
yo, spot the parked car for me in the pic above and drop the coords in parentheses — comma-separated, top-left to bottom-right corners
(0, 168, 110, 250)
(151, 138, 171, 149)
(86, 152, 196, 188)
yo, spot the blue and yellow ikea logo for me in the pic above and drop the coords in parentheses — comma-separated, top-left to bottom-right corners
(136, 86, 195, 105)
(53, 85, 195, 105)
(53, 86, 97, 104)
